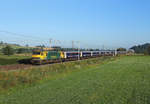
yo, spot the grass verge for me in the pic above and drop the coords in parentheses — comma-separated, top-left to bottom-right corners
(0, 56, 114, 92)
(0, 54, 31, 65)
(0, 56, 150, 104)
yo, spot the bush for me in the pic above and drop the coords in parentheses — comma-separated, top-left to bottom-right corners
(2, 45, 14, 56)
(146, 46, 150, 55)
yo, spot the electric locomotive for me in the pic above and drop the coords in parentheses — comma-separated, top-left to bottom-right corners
(31, 49, 64, 64)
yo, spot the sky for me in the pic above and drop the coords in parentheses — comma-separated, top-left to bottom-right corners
(0, 0, 150, 49)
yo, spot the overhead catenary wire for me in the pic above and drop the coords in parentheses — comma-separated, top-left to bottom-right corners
(0, 30, 50, 47)
(0, 30, 43, 39)
(0, 30, 108, 49)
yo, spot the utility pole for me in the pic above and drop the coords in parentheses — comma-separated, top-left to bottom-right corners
(77, 41, 80, 61)
(49, 38, 52, 48)
(72, 40, 74, 50)
(102, 45, 105, 50)
(115, 49, 117, 56)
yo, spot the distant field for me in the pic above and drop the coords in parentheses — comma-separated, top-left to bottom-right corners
(0, 53, 31, 65)
(0, 56, 150, 104)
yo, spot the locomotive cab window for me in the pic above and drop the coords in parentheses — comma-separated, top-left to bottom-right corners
(33, 52, 40, 55)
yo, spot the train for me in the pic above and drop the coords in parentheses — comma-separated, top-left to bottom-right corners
(31, 49, 117, 64)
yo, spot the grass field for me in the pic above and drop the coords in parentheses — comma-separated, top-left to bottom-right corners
(0, 53, 31, 65)
(0, 56, 150, 104)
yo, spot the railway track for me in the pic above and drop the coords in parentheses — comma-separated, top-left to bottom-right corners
(0, 59, 79, 71)
(0, 57, 102, 71)
(0, 64, 33, 71)
(0, 56, 113, 71)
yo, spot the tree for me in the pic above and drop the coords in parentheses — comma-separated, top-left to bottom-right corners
(0, 41, 3, 45)
(2, 45, 14, 56)
(25, 44, 29, 47)
(146, 46, 150, 55)
(130, 43, 150, 53)
(17, 48, 26, 54)
(36, 45, 45, 48)
(117, 48, 126, 51)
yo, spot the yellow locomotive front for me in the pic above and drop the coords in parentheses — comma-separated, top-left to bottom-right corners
(31, 49, 65, 64)
(31, 50, 48, 64)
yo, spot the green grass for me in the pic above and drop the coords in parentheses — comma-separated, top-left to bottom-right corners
(0, 56, 150, 104)
(0, 57, 112, 90)
(0, 53, 31, 65)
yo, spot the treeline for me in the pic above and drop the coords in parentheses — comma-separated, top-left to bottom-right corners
(130, 43, 150, 54)
(0, 45, 34, 56)
(0, 41, 21, 47)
